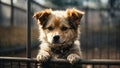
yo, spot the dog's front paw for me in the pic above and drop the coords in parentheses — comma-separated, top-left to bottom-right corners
(67, 54, 81, 64)
(37, 53, 50, 62)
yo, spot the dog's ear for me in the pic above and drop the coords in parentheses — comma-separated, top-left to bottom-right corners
(33, 9, 52, 25)
(66, 8, 84, 29)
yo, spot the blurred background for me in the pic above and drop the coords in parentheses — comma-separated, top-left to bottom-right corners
(0, 0, 120, 60)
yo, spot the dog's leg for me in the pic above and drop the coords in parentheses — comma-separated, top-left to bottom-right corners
(37, 50, 50, 62)
(67, 40, 82, 64)
(37, 43, 51, 62)
(67, 53, 81, 64)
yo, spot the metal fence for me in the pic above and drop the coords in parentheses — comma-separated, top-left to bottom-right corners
(0, 0, 120, 68)
(0, 57, 120, 68)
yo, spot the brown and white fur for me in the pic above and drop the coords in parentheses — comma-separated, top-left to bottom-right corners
(33, 8, 84, 64)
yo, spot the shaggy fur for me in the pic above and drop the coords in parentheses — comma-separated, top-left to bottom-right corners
(33, 8, 84, 64)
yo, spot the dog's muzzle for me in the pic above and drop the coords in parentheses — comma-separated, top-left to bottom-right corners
(53, 35, 60, 44)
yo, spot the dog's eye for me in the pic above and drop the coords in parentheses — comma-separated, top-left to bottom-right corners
(48, 27, 54, 31)
(61, 27, 68, 31)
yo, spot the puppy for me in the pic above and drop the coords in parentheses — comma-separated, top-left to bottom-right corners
(33, 8, 84, 64)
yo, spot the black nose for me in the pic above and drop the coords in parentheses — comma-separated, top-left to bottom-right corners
(53, 35, 60, 42)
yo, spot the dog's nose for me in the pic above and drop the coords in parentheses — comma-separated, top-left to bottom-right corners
(53, 35, 60, 42)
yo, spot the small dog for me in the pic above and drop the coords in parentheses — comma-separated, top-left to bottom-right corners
(33, 8, 84, 64)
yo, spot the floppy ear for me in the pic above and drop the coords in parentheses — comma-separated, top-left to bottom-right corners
(33, 9, 52, 26)
(66, 8, 84, 29)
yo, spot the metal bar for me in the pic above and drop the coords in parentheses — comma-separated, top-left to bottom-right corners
(91, 13, 94, 59)
(10, 0, 14, 26)
(26, 0, 31, 68)
(26, 0, 31, 59)
(35, 62, 37, 68)
(119, 48, 120, 59)
(107, 64, 110, 68)
(0, 57, 37, 62)
(107, 19, 110, 59)
(92, 64, 95, 68)
(84, 0, 89, 59)
(115, 34, 118, 59)
(99, 9, 102, 60)
(10, 61, 12, 68)
(2, 60, 5, 68)
(85, 7, 88, 59)
(0, 60, 4, 68)
(41, 62, 50, 68)
(1, 57, 120, 65)
(18, 62, 20, 68)
(98, 0, 102, 61)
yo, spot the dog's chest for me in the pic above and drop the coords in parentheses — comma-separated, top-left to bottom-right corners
(51, 45, 73, 58)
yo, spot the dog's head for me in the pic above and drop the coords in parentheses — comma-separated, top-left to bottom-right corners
(33, 8, 84, 46)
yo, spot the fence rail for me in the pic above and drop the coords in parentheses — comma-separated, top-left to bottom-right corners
(0, 57, 120, 68)
(1, 57, 120, 65)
